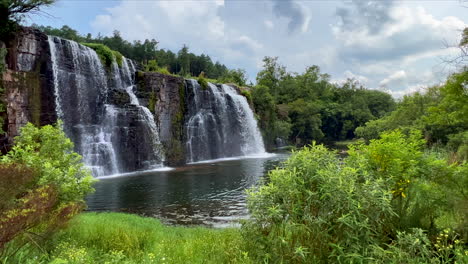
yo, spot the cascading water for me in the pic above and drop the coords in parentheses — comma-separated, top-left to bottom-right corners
(185, 80, 266, 163)
(48, 36, 164, 177)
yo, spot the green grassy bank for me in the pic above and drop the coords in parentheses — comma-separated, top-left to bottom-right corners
(5, 212, 250, 264)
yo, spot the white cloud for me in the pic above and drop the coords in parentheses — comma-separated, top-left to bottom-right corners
(333, 5, 466, 63)
(92, 0, 226, 46)
(264, 20, 274, 29)
(344, 70, 369, 84)
(237, 35, 263, 50)
(379, 70, 407, 88)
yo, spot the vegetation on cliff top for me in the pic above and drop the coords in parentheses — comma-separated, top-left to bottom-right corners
(34, 25, 233, 80)
(81, 43, 123, 68)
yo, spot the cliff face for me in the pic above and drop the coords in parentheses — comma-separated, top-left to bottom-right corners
(0, 28, 188, 166)
(0, 28, 264, 173)
(0, 28, 56, 153)
(136, 72, 186, 166)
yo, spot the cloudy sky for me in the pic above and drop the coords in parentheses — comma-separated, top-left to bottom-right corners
(28, 0, 467, 97)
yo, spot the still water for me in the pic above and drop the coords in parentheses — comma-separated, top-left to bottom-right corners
(86, 152, 290, 227)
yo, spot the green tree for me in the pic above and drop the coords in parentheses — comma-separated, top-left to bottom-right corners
(1, 122, 95, 202)
(256, 57, 286, 99)
(1, 0, 56, 39)
(219, 69, 248, 86)
(0, 122, 95, 258)
(177, 45, 191, 76)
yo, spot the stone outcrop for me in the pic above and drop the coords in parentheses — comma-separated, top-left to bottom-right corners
(136, 72, 186, 166)
(0, 27, 56, 153)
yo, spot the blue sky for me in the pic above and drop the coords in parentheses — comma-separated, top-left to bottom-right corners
(27, 0, 468, 97)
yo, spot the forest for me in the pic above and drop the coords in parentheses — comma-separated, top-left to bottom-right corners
(0, 0, 467, 263)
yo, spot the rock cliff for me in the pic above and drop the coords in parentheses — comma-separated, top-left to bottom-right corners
(0, 27, 265, 175)
(0, 27, 56, 153)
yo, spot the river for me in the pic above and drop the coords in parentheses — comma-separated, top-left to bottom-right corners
(86, 151, 290, 227)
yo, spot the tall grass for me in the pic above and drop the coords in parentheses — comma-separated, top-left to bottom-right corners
(3, 212, 252, 264)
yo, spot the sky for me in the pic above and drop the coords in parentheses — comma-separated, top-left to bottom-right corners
(27, 0, 468, 97)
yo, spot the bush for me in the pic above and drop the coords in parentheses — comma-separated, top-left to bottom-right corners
(197, 72, 208, 90)
(447, 131, 468, 162)
(81, 43, 120, 67)
(242, 130, 468, 263)
(0, 123, 95, 258)
(242, 144, 395, 263)
(144, 59, 158, 72)
(112, 50, 123, 67)
(1, 122, 95, 203)
(240, 89, 253, 104)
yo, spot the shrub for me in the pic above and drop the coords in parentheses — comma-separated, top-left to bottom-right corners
(1, 122, 95, 203)
(144, 59, 158, 72)
(242, 144, 395, 263)
(81, 43, 119, 68)
(197, 72, 208, 90)
(447, 131, 468, 162)
(240, 89, 253, 104)
(156, 66, 171, 75)
(112, 50, 123, 67)
(243, 130, 468, 263)
(0, 123, 94, 259)
(144, 60, 172, 76)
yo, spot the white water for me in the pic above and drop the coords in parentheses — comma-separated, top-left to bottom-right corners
(122, 58, 165, 165)
(48, 36, 165, 177)
(47, 36, 63, 119)
(185, 80, 266, 163)
(220, 84, 266, 155)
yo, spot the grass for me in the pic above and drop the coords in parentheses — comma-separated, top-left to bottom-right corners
(332, 138, 365, 148)
(3, 212, 251, 264)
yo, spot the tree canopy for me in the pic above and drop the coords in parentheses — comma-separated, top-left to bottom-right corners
(252, 57, 396, 148)
(1, 0, 55, 39)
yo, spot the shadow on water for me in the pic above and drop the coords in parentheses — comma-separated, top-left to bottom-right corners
(86, 151, 290, 227)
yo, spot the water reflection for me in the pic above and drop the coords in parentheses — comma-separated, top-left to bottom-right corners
(86, 152, 289, 227)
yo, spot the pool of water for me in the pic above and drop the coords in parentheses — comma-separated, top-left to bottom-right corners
(86, 152, 290, 227)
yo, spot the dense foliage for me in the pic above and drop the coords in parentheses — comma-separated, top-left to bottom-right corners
(242, 131, 468, 263)
(252, 57, 395, 148)
(356, 70, 468, 161)
(0, 123, 95, 260)
(0, 0, 55, 39)
(33, 25, 233, 79)
(81, 43, 123, 67)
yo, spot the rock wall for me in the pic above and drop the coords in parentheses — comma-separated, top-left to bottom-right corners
(136, 72, 186, 166)
(0, 27, 56, 153)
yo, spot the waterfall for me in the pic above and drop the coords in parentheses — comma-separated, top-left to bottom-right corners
(185, 80, 266, 163)
(48, 36, 164, 177)
(123, 62, 165, 165)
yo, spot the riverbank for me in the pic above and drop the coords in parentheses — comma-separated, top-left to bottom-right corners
(6, 212, 250, 264)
